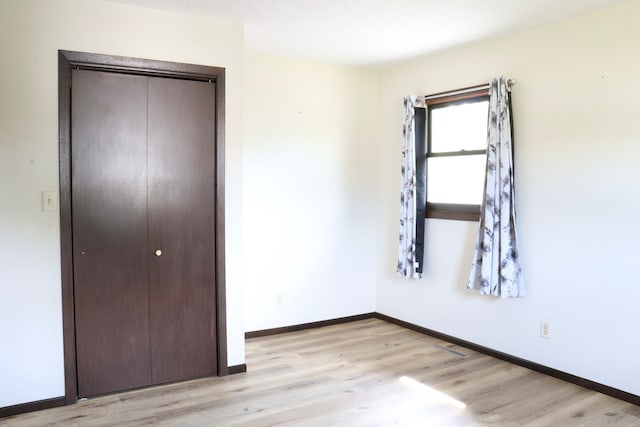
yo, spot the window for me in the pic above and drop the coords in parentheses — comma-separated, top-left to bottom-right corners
(425, 88, 489, 221)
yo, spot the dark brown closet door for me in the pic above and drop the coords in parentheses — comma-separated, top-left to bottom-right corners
(147, 77, 217, 383)
(71, 69, 151, 397)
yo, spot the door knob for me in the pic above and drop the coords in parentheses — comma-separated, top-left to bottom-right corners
(154, 249, 162, 257)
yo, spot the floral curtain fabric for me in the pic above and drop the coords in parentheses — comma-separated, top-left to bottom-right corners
(468, 77, 524, 297)
(398, 95, 426, 279)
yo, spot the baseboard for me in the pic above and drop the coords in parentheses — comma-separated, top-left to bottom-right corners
(228, 364, 247, 375)
(0, 396, 66, 419)
(245, 313, 376, 339)
(374, 313, 640, 407)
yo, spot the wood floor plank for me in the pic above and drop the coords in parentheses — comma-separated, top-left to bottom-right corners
(3, 318, 638, 426)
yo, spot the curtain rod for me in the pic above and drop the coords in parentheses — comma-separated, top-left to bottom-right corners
(423, 78, 517, 101)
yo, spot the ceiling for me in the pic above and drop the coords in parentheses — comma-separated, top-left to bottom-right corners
(109, 0, 628, 66)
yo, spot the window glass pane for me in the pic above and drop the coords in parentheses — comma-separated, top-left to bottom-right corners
(427, 155, 486, 205)
(431, 100, 488, 153)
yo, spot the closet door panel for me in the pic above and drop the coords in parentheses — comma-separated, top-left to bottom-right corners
(71, 70, 151, 397)
(147, 77, 217, 384)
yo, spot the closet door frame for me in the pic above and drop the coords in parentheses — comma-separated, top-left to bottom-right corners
(58, 50, 228, 405)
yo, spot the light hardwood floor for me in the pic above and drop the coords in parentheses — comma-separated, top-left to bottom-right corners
(3, 318, 639, 426)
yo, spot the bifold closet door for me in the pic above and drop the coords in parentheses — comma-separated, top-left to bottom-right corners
(147, 77, 217, 384)
(72, 69, 151, 397)
(72, 70, 217, 398)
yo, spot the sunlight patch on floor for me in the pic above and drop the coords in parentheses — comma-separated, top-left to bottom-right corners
(399, 376, 466, 409)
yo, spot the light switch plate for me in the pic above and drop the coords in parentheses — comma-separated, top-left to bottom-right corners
(42, 191, 57, 212)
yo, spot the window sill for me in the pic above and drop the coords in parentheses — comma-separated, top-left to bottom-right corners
(426, 203, 480, 221)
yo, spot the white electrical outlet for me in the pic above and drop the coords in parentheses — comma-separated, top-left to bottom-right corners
(540, 321, 550, 339)
(275, 293, 283, 306)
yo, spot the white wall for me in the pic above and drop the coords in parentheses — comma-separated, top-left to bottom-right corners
(377, 0, 640, 395)
(243, 52, 379, 331)
(0, 0, 245, 408)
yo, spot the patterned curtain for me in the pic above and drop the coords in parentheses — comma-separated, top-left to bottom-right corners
(468, 77, 524, 297)
(398, 95, 426, 279)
